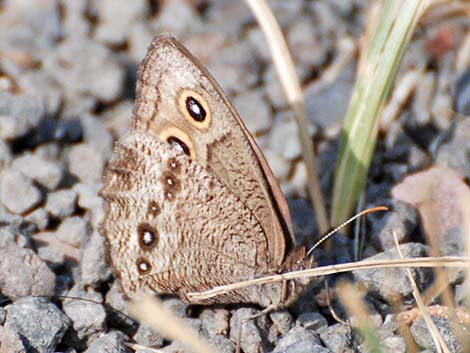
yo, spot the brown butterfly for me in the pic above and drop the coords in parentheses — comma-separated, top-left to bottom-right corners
(99, 35, 315, 308)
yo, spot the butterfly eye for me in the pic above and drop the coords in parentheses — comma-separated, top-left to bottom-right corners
(137, 223, 159, 249)
(186, 96, 206, 122)
(136, 258, 152, 274)
(167, 136, 191, 156)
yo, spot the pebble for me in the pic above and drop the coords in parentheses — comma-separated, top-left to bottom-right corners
(233, 89, 272, 134)
(133, 323, 164, 349)
(17, 71, 62, 116)
(0, 244, 56, 297)
(5, 297, 70, 353)
(81, 114, 114, 160)
(296, 312, 328, 331)
(73, 183, 103, 228)
(0, 140, 12, 169)
(317, 324, 352, 353)
(0, 92, 45, 140)
(62, 285, 107, 349)
(152, 0, 203, 37)
(229, 308, 265, 353)
(0, 168, 42, 215)
(267, 112, 302, 160)
(24, 208, 49, 230)
(0, 325, 26, 353)
(270, 310, 294, 335)
(271, 339, 331, 353)
(200, 308, 230, 337)
(57, 216, 90, 247)
(68, 144, 104, 183)
(352, 243, 431, 302)
(84, 331, 131, 353)
(45, 189, 77, 218)
(80, 231, 113, 288)
(410, 316, 460, 352)
(272, 326, 321, 353)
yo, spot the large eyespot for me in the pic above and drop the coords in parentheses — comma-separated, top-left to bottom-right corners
(137, 223, 159, 250)
(136, 258, 151, 274)
(178, 89, 211, 129)
(158, 126, 195, 158)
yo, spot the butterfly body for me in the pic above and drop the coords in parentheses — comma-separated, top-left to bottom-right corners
(100, 35, 315, 308)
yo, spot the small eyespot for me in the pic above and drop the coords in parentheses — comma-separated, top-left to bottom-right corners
(186, 96, 206, 122)
(147, 200, 161, 217)
(161, 171, 180, 193)
(137, 258, 151, 274)
(167, 136, 190, 156)
(137, 223, 159, 249)
(167, 157, 181, 173)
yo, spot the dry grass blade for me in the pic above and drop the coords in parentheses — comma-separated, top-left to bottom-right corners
(128, 295, 218, 353)
(337, 281, 384, 353)
(393, 233, 450, 353)
(187, 256, 470, 302)
(243, 0, 329, 233)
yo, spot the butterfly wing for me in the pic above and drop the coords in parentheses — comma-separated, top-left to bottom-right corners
(100, 131, 286, 305)
(131, 35, 294, 268)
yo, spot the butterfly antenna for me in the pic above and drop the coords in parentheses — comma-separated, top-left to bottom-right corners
(306, 206, 388, 256)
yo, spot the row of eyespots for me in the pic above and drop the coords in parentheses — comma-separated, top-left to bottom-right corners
(136, 158, 182, 275)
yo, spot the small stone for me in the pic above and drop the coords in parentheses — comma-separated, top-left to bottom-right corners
(0, 244, 56, 297)
(73, 183, 103, 228)
(201, 308, 230, 337)
(80, 231, 113, 288)
(287, 16, 326, 67)
(101, 100, 133, 138)
(84, 331, 131, 353)
(0, 169, 42, 215)
(273, 339, 330, 353)
(296, 312, 328, 331)
(230, 308, 265, 353)
(268, 112, 302, 160)
(93, 0, 148, 45)
(5, 297, 70, 353)
(209, 335, 234, 353)
(68, 144, 104, 183)
(317, 324, 352, 353)
(272, 326, 321, 353)
(0, 325, 26, 353)
(152, 0, 203, 37)
(353, 243, 431, 302)
(410, 316, 460, 352)
(25, 208, 49, 230)
(0, 140, 11, 170)
(0, 92, 45, 140)
(133, 323, 164, 349)
(81, 114, 113, 161)
(233, 89, 272, 134)
(62, 285, 106, 349)
(263, 149, 291, 183)
(57, 216, 89, 247)
(45, 189, 77, 218)
(371, 201, 417, 250)
(270, 310, 294, 335)
(162, 298, 188, 319)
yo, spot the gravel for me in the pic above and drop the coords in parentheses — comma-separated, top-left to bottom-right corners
(0, 1, 468, 352)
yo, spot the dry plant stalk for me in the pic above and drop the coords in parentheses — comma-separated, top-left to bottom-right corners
(129, 295, 217, 353)
(243, 0, 329, 233)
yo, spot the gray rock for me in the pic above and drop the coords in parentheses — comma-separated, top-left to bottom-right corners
(5, 297, 70, 353)
(267, 112, 302, 160)
(272, 339, 331, 353)
(410, 316, 461, 352)
(0, 168, 42, 215)
(162, 298, 188, 319)
(43, 38, 124, 103)
(353, 243, 431, 302)
(84, 331, 131, 353)
(11, 153, 63, 190)
(317, 324, 352, 353)
(73, 183, 104, 228)
(270, 310, 294, 335)
(101, 100, 133, 137)
(0, 244, 56, 297)
(0, 92, 45, 140)
(233, 89, 272, 134)
(273, 326, 321, 353)
(152, 0, 203, 37)
(0, 140, 11, 170)
(204, 0, 252, 36)
(57, 216, 89, 247)
(436, 117, 470, 178)
(80, 231, 113, 287)
(133, 323, 164, 349)
(304, 62, 355, 129)
(68, 144, 104, 183)
(62, 285, 106, 349)
(25, 208, 49, 230)
(160, 341, 191, 353)
(45, 189, 77, 218)
(380, 335, 406, 353)
(371, 201, 417, 250)
(81, 114, 114, 161)
(230, 308, 265, 353)
(93, 0, 148, 45)
(296, 312, 328, 330)
(209, 335, 235, 353)
(201, 308, 229, 336)
(0, 325, 26, 353)
(0, 307, 6, 324)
